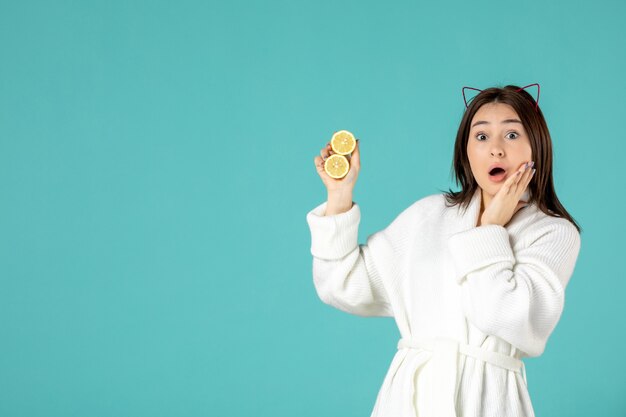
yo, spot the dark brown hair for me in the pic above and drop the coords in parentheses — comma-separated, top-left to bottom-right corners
(439, 84, 582, 233)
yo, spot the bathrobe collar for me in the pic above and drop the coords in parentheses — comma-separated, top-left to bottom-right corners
(457, 187, 533, 231)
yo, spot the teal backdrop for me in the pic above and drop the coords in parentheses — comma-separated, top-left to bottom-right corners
(1, 0, 624, 416)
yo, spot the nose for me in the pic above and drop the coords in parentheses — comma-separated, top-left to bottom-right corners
(491, 148, 504, 157)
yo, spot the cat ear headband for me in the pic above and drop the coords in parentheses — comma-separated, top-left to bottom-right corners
(462, 83, 540, 112)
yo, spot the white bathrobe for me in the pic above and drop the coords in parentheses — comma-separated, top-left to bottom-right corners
(305, 187, 581, 417)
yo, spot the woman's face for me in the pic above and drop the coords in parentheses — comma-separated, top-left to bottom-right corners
(467, 102, 533, 198)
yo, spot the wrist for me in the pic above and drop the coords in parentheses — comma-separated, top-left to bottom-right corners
(327, 189, 353, 201)
(479, 215, 498, 227)
(325, 192, 354, 216)
(480, 221, 501, 227)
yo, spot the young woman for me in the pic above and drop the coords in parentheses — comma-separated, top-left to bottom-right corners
(306, 84, 582, 417)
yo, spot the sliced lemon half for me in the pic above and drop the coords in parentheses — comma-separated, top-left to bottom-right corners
(330, 130, 356, 155)
(324, 154, 350, 179)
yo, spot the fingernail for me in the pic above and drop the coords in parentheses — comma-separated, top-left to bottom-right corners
(532, 168, 536, 174)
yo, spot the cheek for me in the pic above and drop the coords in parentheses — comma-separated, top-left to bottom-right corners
(466, 147, 483, 171)
(517, 139, 532, 155)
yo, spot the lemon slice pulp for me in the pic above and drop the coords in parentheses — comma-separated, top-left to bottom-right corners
(331, 130, 356, 155)
(324, 154, 350, 179)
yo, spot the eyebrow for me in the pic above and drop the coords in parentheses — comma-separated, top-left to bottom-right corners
(471, 119, 522, 128)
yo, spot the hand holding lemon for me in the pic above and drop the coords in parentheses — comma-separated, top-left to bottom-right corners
(313, 130, 359, 215)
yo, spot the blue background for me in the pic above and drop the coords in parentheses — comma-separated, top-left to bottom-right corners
(1, 0, 624, 416)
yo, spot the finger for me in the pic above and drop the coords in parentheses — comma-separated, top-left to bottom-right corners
(511, 162, 531, 187)
(517, 163, 534, 189)
(314, 155, 325, 171)
(507, 163, 525, 185)
(316, 155, 329, 171)
(321, 145, 334, 160)
(503, 166, 523, 194)
(513, 164, 534, 196)
(525, 167, 536, 188)
(516, 162, 530, 182)
(524, 164, 534, 182)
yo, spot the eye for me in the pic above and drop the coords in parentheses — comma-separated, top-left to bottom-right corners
(474, 131, 519, 141)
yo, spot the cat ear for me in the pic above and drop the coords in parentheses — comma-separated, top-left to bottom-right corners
(463, 83, 541, 111)
(515, 83, 541, 111)
(462, 86, 482, 109)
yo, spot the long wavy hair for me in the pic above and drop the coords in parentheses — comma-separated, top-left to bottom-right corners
(439, 84, 582, 233)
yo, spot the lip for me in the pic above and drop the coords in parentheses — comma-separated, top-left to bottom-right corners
(488, 171, 507, 183)
(487, 163, 508, 183)
(488, 163, 508, 174)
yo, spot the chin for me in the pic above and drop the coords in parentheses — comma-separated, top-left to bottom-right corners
(479, 183, 498, 196)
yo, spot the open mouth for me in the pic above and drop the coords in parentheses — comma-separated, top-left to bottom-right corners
(489, 167, 506, 176)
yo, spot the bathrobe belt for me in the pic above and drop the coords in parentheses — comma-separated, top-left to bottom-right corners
(397, 337, 528, 417)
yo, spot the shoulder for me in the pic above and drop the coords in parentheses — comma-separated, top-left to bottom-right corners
(514, 207, 582, 281)
(402, 192, 446, 213)
(388, 192, 451, 227)
(414, 192, 458, 216)
(526, 205, 578, 233)
(521, 206, 581, 248)
(410, 192, 450, 210)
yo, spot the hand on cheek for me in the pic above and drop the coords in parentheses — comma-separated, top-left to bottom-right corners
(480, 161, 536, 227)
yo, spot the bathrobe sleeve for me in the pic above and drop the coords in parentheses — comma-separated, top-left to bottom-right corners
(306, 200, 410, 318)
(447, 220, 581, 357)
